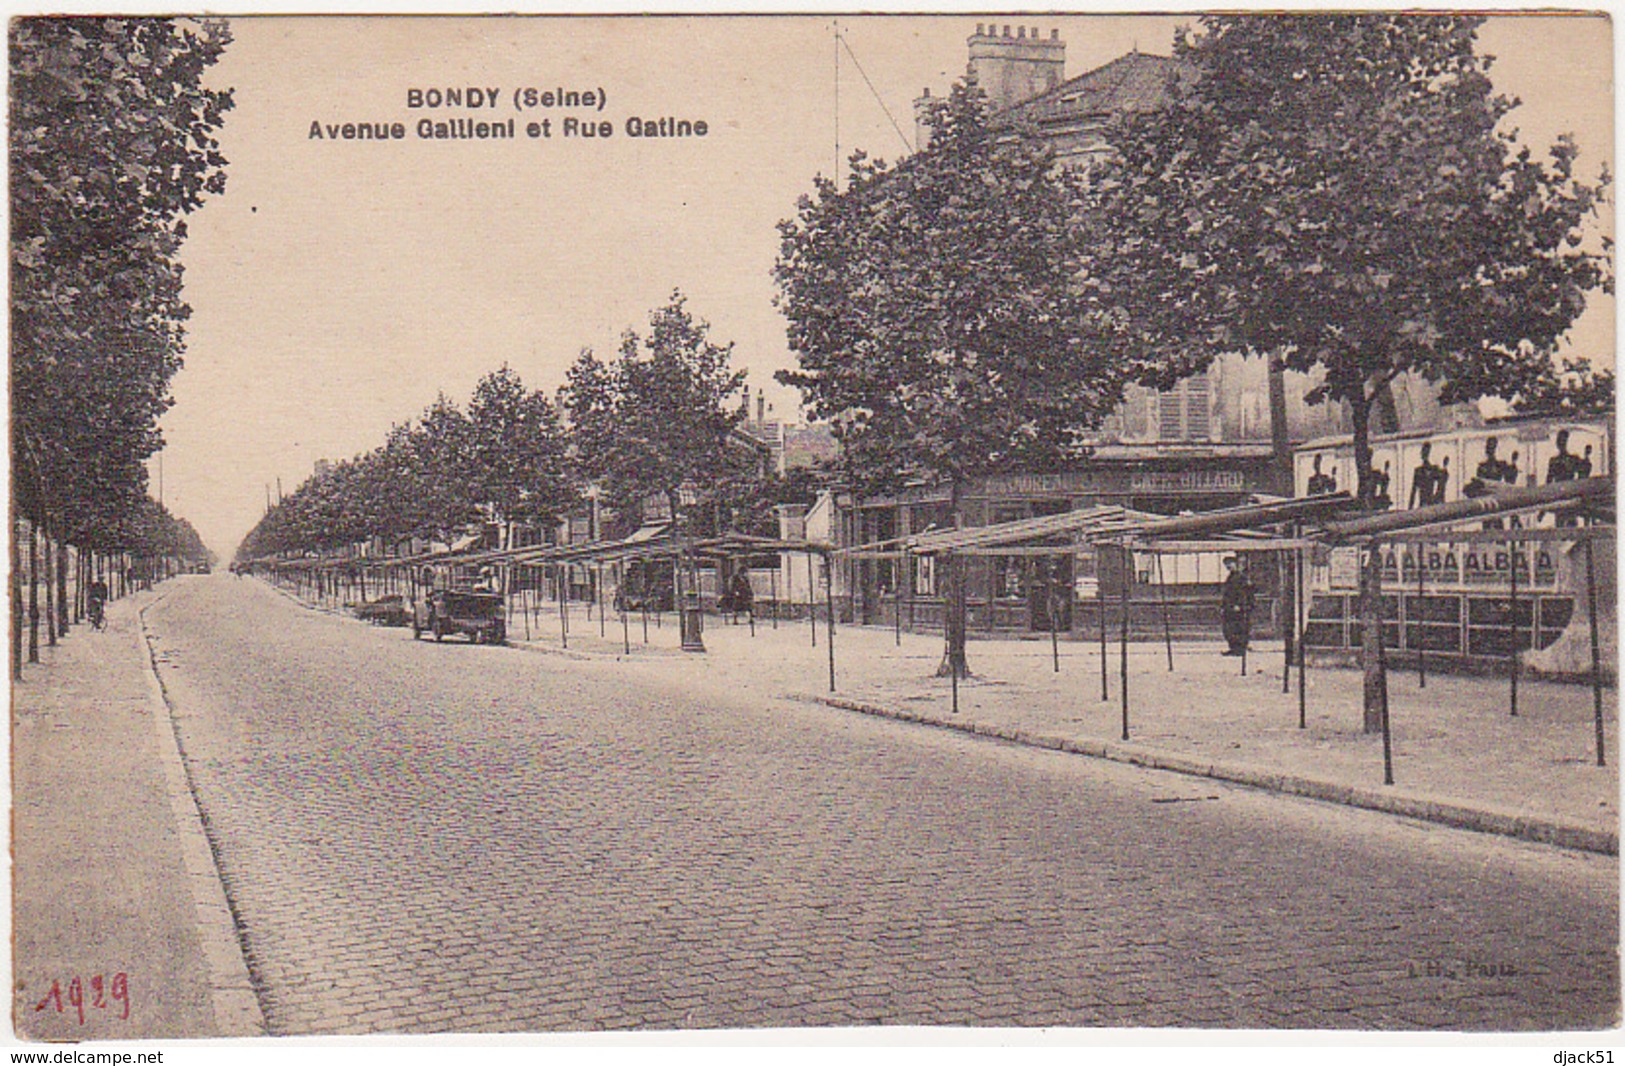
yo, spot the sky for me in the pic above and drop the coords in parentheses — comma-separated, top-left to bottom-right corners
(154, 14, 1614, 559)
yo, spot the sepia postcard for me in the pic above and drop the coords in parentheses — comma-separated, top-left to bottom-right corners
(8, 12, 1619, 1053)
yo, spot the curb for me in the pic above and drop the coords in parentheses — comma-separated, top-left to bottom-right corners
(803, 694, 1619, 857)
(136, 595, 269, 1037)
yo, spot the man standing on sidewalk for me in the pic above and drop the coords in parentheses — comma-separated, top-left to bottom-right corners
(1220, 555, 1254, 657)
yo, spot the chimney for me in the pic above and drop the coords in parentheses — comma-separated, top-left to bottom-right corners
(966, 23, 1066, 113)
(757, 388, 765, 424)
(913, 85, 934, 151)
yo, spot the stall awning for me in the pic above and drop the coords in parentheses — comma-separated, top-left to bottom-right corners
(1318, 477, 1612, 542)
(906, 505, 1157, 555)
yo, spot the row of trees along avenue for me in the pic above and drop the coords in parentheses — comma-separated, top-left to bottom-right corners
(238, 367, 573, 560)
(774, 14, 1611, 722)
(238, 294, 803, 570)
(10, 19, 231, 677)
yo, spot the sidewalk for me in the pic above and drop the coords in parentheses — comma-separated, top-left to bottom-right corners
(490, 595, 1620, 854)
(10, 585, 262, 1041)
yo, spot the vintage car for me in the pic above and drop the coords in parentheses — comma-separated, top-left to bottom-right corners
(413, 588, 506, 644)
(354, 594, 412, 627)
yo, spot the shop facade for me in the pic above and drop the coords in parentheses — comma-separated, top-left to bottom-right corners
(843, 446, 1286, 638)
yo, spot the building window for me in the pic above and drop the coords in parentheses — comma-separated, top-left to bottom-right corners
(1186, 374, 1211, 439)
(914, 554, 935, 597)
(1158, 389, 1183, 439)
(1155, 371, 1215, 442)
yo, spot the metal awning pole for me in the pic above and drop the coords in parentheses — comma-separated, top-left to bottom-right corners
(950, 550, 960, 714)
(558, 564, 568, 649)
(808, 552, 816, 647)
(769, 563, 778, 630)
(1585, 535, 1606, 767)
(1155, 552, 1173, 672)
(1375, 541, 1394, 785)
(908, 550, 916, 629)
(1508, 536, 1519, 717)
(825, 554, 837, 692)
(619, 561, 630, 654)
(1099, 582, 1109, 703)
(1297, 543, 1307, 729)
(1416, 544, 1427, 689)
(1048, 559, 1060, 673)
(1280, 548, 1291, 692)
(1119, 542, 1131, 741)
(895, 553, 903, 647)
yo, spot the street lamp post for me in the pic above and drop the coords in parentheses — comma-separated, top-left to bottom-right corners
(676, 487, 705, 652)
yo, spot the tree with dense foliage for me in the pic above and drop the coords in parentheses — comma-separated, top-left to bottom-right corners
(236, 369, 577, 563)
(775, 81, 1132, 677)
(10, 18, 232, 670)
(1087, 14, 1612, 730)
(560, 292, 752, 531)
(467, 366, 575, 540)
(12, 18, 232, 520)
(1512, 358, 1615, 419)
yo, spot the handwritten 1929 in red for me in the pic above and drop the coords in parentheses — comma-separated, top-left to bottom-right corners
(33, 973, 130, 1024)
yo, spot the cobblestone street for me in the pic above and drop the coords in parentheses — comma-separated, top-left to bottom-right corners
(142, 576, 1619, 1033)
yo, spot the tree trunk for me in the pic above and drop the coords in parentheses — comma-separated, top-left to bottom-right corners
(935, 478, 970, 678)
(44, 527, 56, 648)
(1267, 349, 1293, 495)
(1374, 381, 1401, 435)
(29, 522, 41, 661)
(57, 538, 70, 635)
(1351, 386, 1386, 734)
(12, 517, 23, 678)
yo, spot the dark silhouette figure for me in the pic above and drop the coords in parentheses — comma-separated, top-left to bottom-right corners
(87, 578, 108, 630)
(1549, 430, 1588, 527)
(1472, 436, 1518, 490)
(1220, 557, 1255, 657)
(1306, 454, 1337, 496)
(727, 569, 753, 625)
(1548, 429, 1583, 484)
(1469, 436, 1518, 528)
(1370, 461, 1393, 510)
(1409, 443, 1448, 508)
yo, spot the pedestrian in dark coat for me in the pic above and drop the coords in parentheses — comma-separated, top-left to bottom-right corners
(1220, 556, 1255, 657)
(728, 569, 754, 625)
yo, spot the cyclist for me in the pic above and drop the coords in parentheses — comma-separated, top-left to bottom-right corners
(87, 577, 109, 630)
